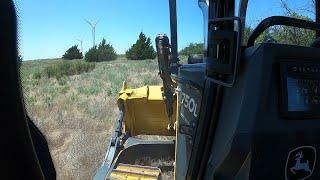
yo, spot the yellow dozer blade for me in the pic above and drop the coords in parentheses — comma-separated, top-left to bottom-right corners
(118, 83, 176, 136)
(94, 82, 176, 180)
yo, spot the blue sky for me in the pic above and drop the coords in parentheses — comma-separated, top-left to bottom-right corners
(15, 0, 314, 60)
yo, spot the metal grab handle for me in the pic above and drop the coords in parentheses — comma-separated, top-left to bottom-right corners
(247, 16, 320, 47)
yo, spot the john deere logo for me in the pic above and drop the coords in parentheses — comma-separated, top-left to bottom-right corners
(285, 146, 316, 180)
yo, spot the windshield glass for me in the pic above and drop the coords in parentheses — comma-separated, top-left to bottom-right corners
(16, 0, 202, 179)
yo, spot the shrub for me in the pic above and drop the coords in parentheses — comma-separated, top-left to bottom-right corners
(44, 60, 95, 79)
(179, 43, 203, 56)
(62, 45, 83, 60)
(85, 39, 117, 62)
(18, 54, 23, 62)
(125, 32, 156, 60)
(85, 47, 99, 62)
(17, 54, 23, 68)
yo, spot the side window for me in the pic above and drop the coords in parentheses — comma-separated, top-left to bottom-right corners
(177, 1, 204, 64)
(244, 0, 316, 46)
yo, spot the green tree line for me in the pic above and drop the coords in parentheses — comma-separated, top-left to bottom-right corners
(63, 32, 156, 61)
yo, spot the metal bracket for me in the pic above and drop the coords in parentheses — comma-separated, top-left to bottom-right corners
(206, 16, 242, 87)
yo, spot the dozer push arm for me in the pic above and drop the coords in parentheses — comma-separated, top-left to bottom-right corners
(94, 101, 128, 180)
(155, 34, 176, 130)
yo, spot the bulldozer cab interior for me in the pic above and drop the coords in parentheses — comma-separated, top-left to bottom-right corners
(175, 0, 320, 179)
(3, 0, 320, 179)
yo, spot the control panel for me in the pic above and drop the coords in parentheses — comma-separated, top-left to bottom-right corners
(280, 61, 320, 118)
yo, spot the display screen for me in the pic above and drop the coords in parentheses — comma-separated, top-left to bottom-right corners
(287, 77, 320, 111)
(280, 61, 320, 118)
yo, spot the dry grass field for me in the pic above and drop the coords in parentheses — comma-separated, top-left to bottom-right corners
(20, 57, 164, 180)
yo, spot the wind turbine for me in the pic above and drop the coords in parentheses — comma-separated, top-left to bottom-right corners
(84, 19, 99, 47)
(76, 38, 84, 59)
(76, 38, 83, 53)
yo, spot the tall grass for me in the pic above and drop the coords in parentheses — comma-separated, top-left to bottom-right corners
(44, 60, 95, 78)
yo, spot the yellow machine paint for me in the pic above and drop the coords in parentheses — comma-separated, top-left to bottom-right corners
(118, 82, 176, 136)
(110, 164, 161, 180)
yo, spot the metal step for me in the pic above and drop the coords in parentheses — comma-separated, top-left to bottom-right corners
(110, 163, 161, 180)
